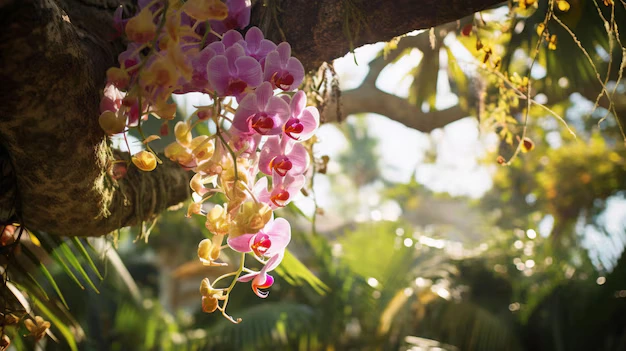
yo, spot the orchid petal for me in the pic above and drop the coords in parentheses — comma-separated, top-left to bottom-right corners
(290, 91, 306, 118)
(285, 57, 305, 90)
(263, 50, 283, 82)
(286, 142, 309, 175)
(276, 42, 292, 63)
(298, 107, 320, 140)
(264, 252, 284, 271)
(265, 96, 290, 125)
(264, 218, 291, 256)
(255, 82, 275, 110)
(244, 27, 263, 52)
(237, 272, 257, 283)
(258, 136, 282, 175)
(232, 93, 257, 132)
(222, 29, 244, 48)
(207, 56, 231, 95)
(228, 233, 255, 252)
(235, 56, 263, 88)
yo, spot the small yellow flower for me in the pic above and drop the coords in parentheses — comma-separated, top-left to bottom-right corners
(518, 0, 537, 9)
(198, 236, 227, 266)
(132, 151, 157, 171)
(190, 136, 215, 163)
(106, 67, 130, 89)
(200, 278, 225, 313)
(557, 0, 570, 11)
(174, 121, 193, 147)
(164, 142, 194, 166)
(521, 137, 535, 153)
(24, 316, 51, 341)
(143, 57, 179, 91)
(229, 202, 272, 238)
(183, 0, 229, 21)
(125, 8, 157, 44)
(536, 23, 546, 36)
(206, 204, 230, 235)
(548, 34, 557, 50)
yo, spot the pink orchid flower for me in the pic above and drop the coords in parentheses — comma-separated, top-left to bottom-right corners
(178, 42, 225, 93)
(253, 172, 305, 209)
(228, 217, 291, 257)
(282, 91, 320, 141)
(207, 43, 262, 99)
(232, 82, 290, 135)
(237, 253, 283, 298)
(264, 42, 304, 91)
(222, 27, 277, 65)
(227, 128, 262, 157)
(259, 136, 309, 176)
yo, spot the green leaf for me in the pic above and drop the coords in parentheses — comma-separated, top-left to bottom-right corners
(55, 239, 100, 293)
(275, 250, 329, 295)
(30, 231, 85, 291)
(21, 245, 69, 309)
(11, 263, 50, 301)
(71, 237, 104, 280)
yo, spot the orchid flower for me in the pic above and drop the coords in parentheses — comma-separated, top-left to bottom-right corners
(232, 82, 290, 135)
(222, 27, 277, 65)
(283, 91, 320, 141)
(207, 43, 262, 99)
(237, 253, 283, 298)
(254, 172, 306, 209)
(228, 217, 291, 257)
(264, 42, 304, 91)
(179, 42, 224, 93)
(259, 136, 309, 176)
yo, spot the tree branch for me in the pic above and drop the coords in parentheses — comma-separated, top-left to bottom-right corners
(255, 0, 505, 70)
(323, 25, 469, 131)
(324, 86, 468, 132)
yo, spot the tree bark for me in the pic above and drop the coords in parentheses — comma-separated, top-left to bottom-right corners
(0, 0, 504, 236)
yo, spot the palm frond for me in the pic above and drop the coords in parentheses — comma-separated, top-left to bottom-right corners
(206, 302, 316, 351)
(275, 249, 329, 295)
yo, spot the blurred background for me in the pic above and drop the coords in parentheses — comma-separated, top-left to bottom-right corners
(8, 1, 626, 350)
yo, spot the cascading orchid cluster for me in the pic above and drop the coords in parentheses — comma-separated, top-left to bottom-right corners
(99, 0, 319, 323)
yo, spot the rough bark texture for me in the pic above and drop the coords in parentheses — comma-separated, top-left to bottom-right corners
(0, 0, 189, 236)
(253, 0, 504, 71)
(0, 0, 503, 237)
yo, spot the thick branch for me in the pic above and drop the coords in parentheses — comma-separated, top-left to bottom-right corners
(323, 25, 469, 131)
(324, 86, 468, 132)
(255, 0, 505, 70)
